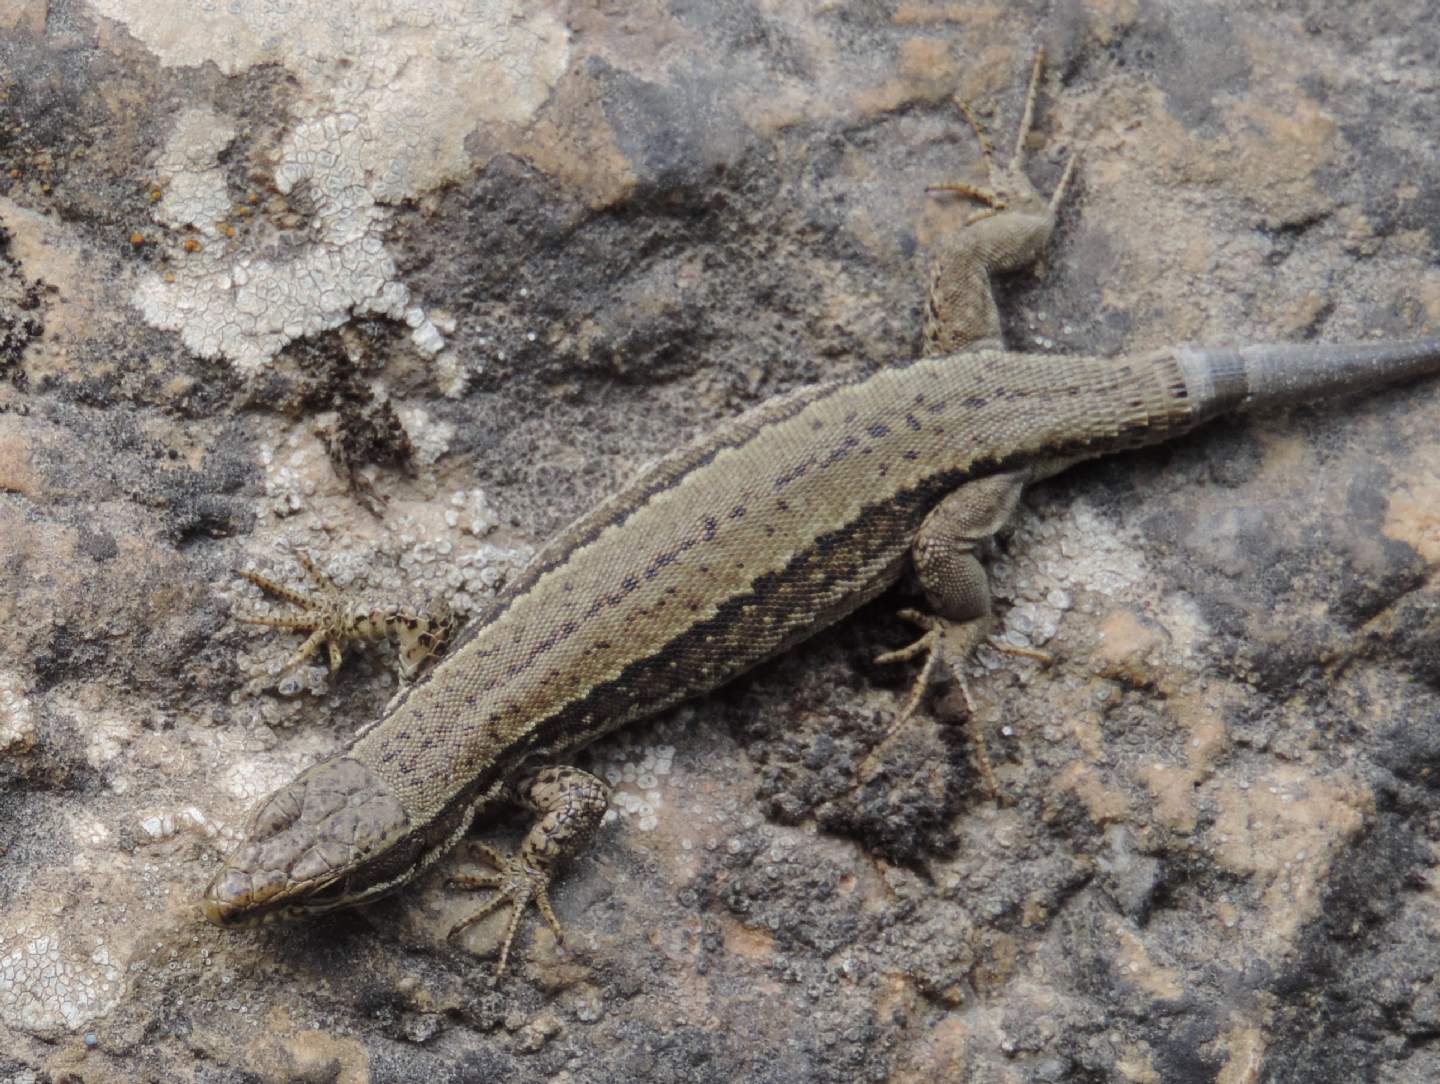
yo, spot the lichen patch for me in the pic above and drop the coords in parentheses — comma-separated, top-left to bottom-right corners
(95, 0, 570, 374)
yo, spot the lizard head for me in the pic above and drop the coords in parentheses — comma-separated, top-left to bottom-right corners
(202, 755, 423, 926)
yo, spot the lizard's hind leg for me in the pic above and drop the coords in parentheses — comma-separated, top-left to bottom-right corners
(876, 50, 1077, 790)
(923, 47, 1079, 356)
(872, 473, 1049, 796)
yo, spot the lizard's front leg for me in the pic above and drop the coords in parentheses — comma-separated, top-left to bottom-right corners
(237, 548, 456, 683)
(447, 765, 610, 976)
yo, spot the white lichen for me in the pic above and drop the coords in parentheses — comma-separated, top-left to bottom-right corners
(101, 0, 570, 376)
(0, 922, 124, 1034)
(597, 734, 677, 832)
(988, 496, 1153, 654)
(149, 106, 238, 235)
(0, 669, 36, 754)
(447, 488, 499, 537)
(396, 405, 455, 467)
(134, 106, 413, 376)
(136, 806, 220, 844)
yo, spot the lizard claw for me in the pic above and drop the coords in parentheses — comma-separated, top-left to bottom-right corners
(925, 48, 1078, 238)
(236, 551, 354, 674)
(447, 843, 564, 977)
(873, 609, 967, 723)
(871, 609, 1047, 800)
(986, 638, 1053, 666)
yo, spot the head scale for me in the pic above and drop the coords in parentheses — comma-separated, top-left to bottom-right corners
(202, 756, 418, 926)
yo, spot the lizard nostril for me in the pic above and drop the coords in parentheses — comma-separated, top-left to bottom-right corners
(201, 871, 246, 926)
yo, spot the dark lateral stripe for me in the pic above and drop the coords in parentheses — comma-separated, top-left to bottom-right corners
(497, 464, 977, 759)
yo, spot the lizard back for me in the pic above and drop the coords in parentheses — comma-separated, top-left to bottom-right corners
(351, 348, 1193, 819)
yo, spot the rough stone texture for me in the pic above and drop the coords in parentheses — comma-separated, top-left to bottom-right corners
(1, 1, 1438, 1081)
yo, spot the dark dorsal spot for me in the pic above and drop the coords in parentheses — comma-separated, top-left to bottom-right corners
(823, 435, 860, 466)
(773, 460, 813, 490)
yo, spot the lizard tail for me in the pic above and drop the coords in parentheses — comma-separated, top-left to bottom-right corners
(1175, 337, 1440, 421)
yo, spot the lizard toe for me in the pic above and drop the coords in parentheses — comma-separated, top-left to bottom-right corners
(447, 850, 563, 977)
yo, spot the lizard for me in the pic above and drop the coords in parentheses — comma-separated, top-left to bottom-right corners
(203, 51, 1440, 977)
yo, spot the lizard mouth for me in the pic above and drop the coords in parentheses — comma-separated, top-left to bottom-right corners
(201, 867, 353, 927)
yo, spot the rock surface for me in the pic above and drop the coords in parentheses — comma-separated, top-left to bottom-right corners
(1, 1, 1438, 1081)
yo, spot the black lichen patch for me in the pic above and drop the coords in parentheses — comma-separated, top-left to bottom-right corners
(1262, 711, 1440, 1083)
(723, 598, 979, 869)
(0, 223, 46, 390)
(251, 323, 417, 509)
(319, 393, 415, 509)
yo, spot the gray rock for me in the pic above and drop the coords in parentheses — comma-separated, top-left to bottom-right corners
(1, 1, 1438, 1080)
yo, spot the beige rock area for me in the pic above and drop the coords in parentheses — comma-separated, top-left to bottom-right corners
(1, 1, 1438, 1081)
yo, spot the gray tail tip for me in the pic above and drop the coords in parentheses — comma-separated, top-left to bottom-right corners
(1176, 337, 1440, 415)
